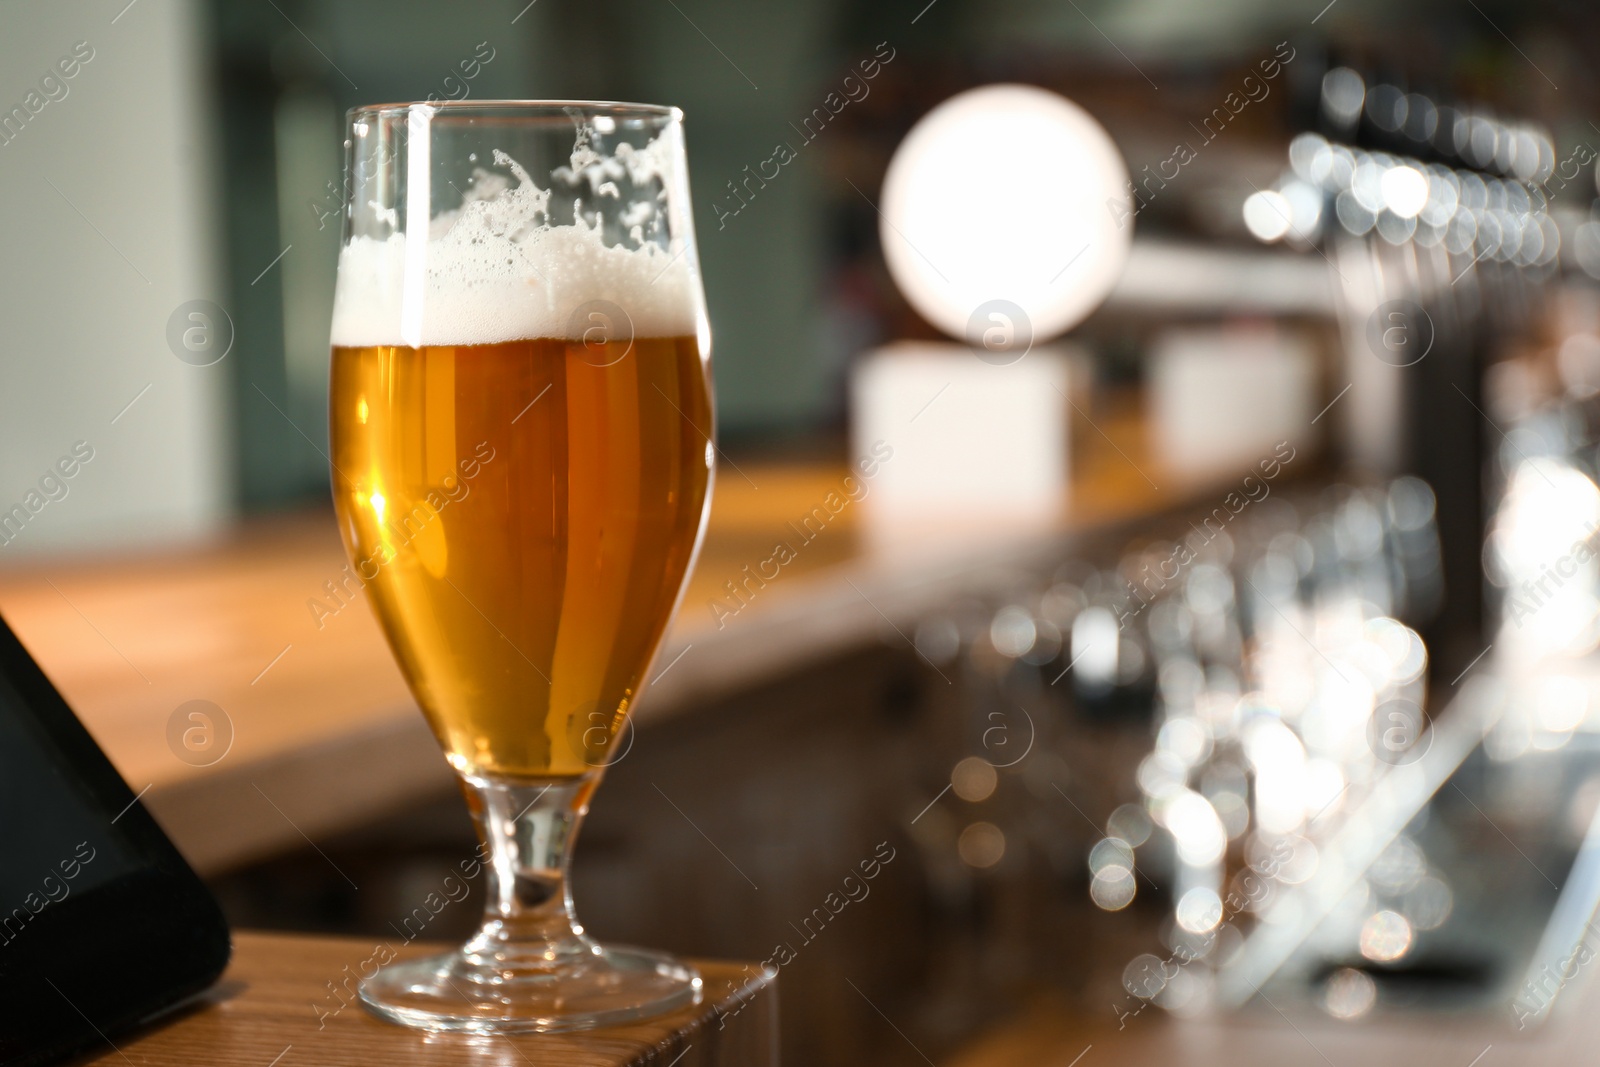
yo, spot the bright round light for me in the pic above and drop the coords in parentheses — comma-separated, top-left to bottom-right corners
(1107, 803, 1153, 847)
(1405, 876, 1454, 930)
(1558, 333, 1600, 398)
(880, 84, 1131, 344)
(1175, 887, 1224, 933)
(1381, 165, 1430, 218)
(958, 821, 1006, 868)
(1124, 954, 1167, 999)
(990, 605, 1038, 658)
(1281, 179, 1323, 237)
(1161, 789, 1228, 866)
(1242, 190, 1292, 242)
(1089, 836, 1135, 875)
(1090, 865, 1137, 910)
(1323, 967, 1377, 1020)
(1322, 68, 1366, 127)
(1359, 909, 1413, 962)
(1158, 715, 1212, 766)
(1071, 606, 1120, 688)
(951, 756, 998, 801)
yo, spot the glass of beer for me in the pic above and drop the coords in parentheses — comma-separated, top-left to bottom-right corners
(327, 101, 713, 1032)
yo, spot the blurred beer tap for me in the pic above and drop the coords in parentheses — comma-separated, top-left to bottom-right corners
(1252, 66, 1560, 683)
(1090, 480, 1444, 1016)
(893, 477, 1448, 1017)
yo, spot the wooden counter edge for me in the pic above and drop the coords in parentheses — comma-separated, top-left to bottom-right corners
(84, 930, 778, 1067)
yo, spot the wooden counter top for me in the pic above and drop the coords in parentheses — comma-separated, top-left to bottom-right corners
(80, 932, 775, 1067)
(75, 932, 1590, 1067)
(0, 401, 1246, 874)
(947, 988, 1588, 1067)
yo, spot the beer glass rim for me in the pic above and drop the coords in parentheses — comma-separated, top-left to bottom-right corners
(347, 100, 683, 125)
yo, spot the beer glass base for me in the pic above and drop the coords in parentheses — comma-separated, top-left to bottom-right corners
(358, 942, 702, 1033)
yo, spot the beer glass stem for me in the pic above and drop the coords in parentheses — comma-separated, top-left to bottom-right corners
(461, 774, 597, 966)
(359, 765, 699, 1029)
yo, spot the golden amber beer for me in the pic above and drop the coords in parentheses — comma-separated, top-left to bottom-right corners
(329, 335, 711, 779)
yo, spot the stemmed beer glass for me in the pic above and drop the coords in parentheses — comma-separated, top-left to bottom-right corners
(327, 101, 713, 1032)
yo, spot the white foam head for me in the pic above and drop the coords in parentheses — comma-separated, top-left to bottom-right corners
(330, 149, 700, 348)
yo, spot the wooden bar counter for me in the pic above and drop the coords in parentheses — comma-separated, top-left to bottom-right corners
(84, 932, 776, 1067)
(79, 931, 1598, 1067)
(0, 396, 1218, 876)
(946, 990, 1596, 1067)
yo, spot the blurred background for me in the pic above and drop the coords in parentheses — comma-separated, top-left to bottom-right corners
(9, 0, 1600, 1063)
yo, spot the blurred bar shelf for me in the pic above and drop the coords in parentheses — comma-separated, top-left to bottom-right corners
(0, 398, 1284, 874)
(1106, 238, 1337, 315)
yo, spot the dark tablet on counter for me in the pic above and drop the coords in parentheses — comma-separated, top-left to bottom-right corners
(0, 609, 230, 1066)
